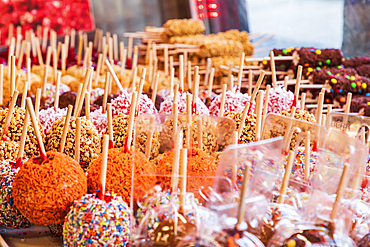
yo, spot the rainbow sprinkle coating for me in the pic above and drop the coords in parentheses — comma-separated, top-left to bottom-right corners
(63, 193, 130, 247)
(0, 160, 31, 229)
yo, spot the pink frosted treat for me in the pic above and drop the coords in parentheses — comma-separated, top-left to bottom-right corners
(159, 92, 210, 115)
(111, 90, 157, 117)
(90, 107, 108, 136)
(263, 86, 295, 114)
(209, 88, 255, 116)
(38, 107, 68, 134)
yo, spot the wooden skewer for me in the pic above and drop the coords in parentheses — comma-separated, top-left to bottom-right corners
(45, 46, 52, 66)
(248, 70, 253, 96)
(59, 105, 73, 153)
(100, 135, 109, 199)
(40, 65, 49, 97)
(26, 58, 31, 91)
(345, 92, 352, 113)
(54, 72, 61, 110)
(294, 65, 303, 105)
(21, 81, 28, 109)
(179, 148, 188, 209)
(255, 91, 264, 140)
(75, 117, 81, 162)
(171, 129, 183, 193)
(136, 68, 147, 112)
(61, 44, 67, 75)
(237, 52, 245, 90)
(15, 34, 21, 59)
(229, 74, 234, 91)
(187, 61, 192, 91)
(151, 58, 158, 89)
(113, 34, 118, 61)
(170, 67, 175, 95)
(74, 69, 92, 117)
(301, 93, 306, 111)
(77, 34, 83, 66)
(7, 45, 14, 80)
(315, 92, 324, 125)
(208, 68, 215, 99)
(179, 55, 184, 91)
(284, 76, 289, 91)
(10, 56, 16, 96)
(164, 45, 169, 76)
(236, 162, 252, 229)
(26, 97, 47, 160)
(131, 67, 138, 92)
(35, 89, 41, 118)
(197, 118, 203, 150)
(85, 92, 90, 120)
(278, 150, 295, 203)
(283, 106, 296, 153)
(17, 41, 25, 69)
(35, 37, 44, 66)
(148, 49, 153, 82)
(330, 164, 350, 220)
(105, 59, 124, 92)
(102, 73, 111, 114)
(304, 131, 311, 181)
(95, 54, 103, 86)
(132, 46, 138, 69)
(270, 51, 277, 89)
(152, 73, 160, 103)
(107, 103, 114, 148)
(42, 27, 49, 52)
(219, 84, 227, 117)
(7, 23, 14, 46)
(204, 58, 212, 87)
(186, 94, 192, 148)
(17, 109, 29, 165)
(193, 66, 200, 110)
(263, 85, 271, 117)
(108, 37, 113, 62)
(74, 83, 83, 115)
(0, 90, 19, 140)
(321, 114, 326, 126)
(145, 117, 154, 160)
(56, 42, 62, 64)
(120, 48, 127, 76)
(0, 64, 3, 106)
(52, 49, 57, 81)
(172, 102, 178, 140)
(126, 92, 138, 151)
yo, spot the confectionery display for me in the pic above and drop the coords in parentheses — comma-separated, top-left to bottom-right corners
(2, 9, 370, 247)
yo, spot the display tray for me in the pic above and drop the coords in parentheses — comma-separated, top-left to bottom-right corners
(0, 226, 62, 247)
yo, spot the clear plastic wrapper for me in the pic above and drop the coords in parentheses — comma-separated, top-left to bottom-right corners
(262, 113, 327, 154)
(132, 114, 235, 245)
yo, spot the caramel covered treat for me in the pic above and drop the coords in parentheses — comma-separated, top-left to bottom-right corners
(224, 111, 257, 144)
(163, 19, 205, 37)
(45, 116, 101, 169)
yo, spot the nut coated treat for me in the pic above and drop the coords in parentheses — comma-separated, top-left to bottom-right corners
(163, 19, 205, 37)
(0, 107, 45, 158)
(224, 111, 257, 144)
(45, 116, 101, 170)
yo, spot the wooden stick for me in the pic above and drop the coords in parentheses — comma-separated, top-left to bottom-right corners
(102, 73, 111, 114)
(74, 83, 83, 115)
(229, 74, 234, 91)
(236, 163, 252, 229)
(26, 97, 46, 159)
(304, 131, 311, 180)
(21, 81, 28, 109)
(0, 64, 3, 106)
(316, 92, 324, 125)
(278, 150, 295, 203)
(126, 92, 138, 151)
(255, 91, 264, 140)
(179, 55, 184, 91)
(35, 37, 44, 66)
(53, 72, 61, 110)
(100, 135, 109, 198)
(284, 76, 289, 91)
(113, 34, 118, 61)
(42, 27, 48, 52)
(7, 23, 13, 46)
(26, 58, 31, 90)
(152, 73, 160, 103)
(173, 84, 179, 107)
(250, 71, 265, 102)
(35, 89, 41, 118)
(25, 42, 30, 65)
(17, 108, 29, 164)
(82, 47, 90, 76)
(56, 41, 62, 64)
(127, 37, 133, 60)
(187, 61, 192, 91)
(151, 58, 158, 89)
(145, 117, 154, 160)
(301, 93, 306, 111)
(321, 114, 326, 126)
(219, 84, 227, 117)
(108, 37, 113, 62)
(61, 44, 67, 75)
(186, 94, 192, 148)
(10, 56, 16, 96)
(294, 65, 303, 105)
(75, 117, 81, 162)
(52, 49, 57, 81)
(164, 45, 169, 76)
(330, 163, 350, 220)
(197, 118, 203, 150)
(85, 92, 90, 120)
(283, 107, 296, 153)
(132, 46, 138, 69)
(270, 51, 277, 89)
(131, 67, 138, 92)
(136, 68, 147, 112)
(74, 68, 92, 117)
(148, 49, 153, 82)
(83, 33, 88, 52)
(171, 129, 183, 193)
(105, 59, 124, 92)
(248, 70, 253, 96)
(107, 103, 114, 148)
(15, 34, 21, 59)
(173, 102, 178, 140)
(237, 52, 245, 90)
(17, 41, 25, 70)
(204, 58, 212, 87)
(179, 148, 188, 208)
(77, 34, 83, 66)
(263, 85, 271, 116)
(0, 90, 19, 140)
(120, 48, 127, 76)
(170, 67, 175, 95)
(59, 105, 73, 153)
(94, 54, 103, 86)
(40, 65, 49, 97)
(208, 68, 215, 99)
(7, 45, 14, 80)
(193, 66, 200, 108)
(345, 93, 352, 113)
(45, 46, 52, 66)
